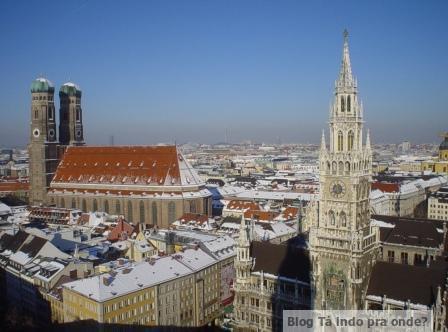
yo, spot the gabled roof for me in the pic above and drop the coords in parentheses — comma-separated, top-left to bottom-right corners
(51, 145, 204, 188)
(250, 240, 310, 283)
(225, 200, 260, 211)
(367, 261, 447, 306)
(373, 215, 444, 249)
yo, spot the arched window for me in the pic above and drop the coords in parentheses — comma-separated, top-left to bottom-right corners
(327, 162, 331, 172)
(329, 210, 335, 226)
(139, 201, 145, 223)
(190, 201, 196, 213)
(71, 198, 76, 209)
(341, 96, 345, 112)
(152, 202, 158, 225)
(332, 161, 337, 175)
(338, 131, 343, 151)
(60, 198, 65, 208)
(345, 162, 350, 175)
(104, 200, 109, 213)
(348, 131, 354, 151)
(340, 211, 347, 227)
(347, 96, 351, 112)
(127, 201, 133, 222)
(93, 199, 98, 212)
(81, 199, 86, 212)
(168, 201, 176, 224)
(338, 161, 344, 175)
(116, 200, 121, 214)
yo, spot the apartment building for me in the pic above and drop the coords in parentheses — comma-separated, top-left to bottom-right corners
(62, 247, 222, 327)
(428, 187, 448, 221)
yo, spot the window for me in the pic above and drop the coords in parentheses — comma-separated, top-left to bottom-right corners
(329, 210, 335, 226)
(116, 200, 121, 214)
(104, 200, 109, 213)
(347, 95, 351, 112)
(168, 201, 175, 224)
(348, 131, 354, 151)
(71, 198, 76, 209)
(190, 200, 196, 213)
(414, 254, 423, 265)
(81, 199, 86, 212)
(340, 96, 345, 112)
(152, 202, 158, 225)
(127, 201, 133, 222)
(400, 252, 408, 265)
(139, 201, 145, 223)
(93, 199, 98, 212)
(34, 109, 38, 119)
(340, 211, 347, 227)
(337, 131, 343, 151)
(60, 197, 65, 208)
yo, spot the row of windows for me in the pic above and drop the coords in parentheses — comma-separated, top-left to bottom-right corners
(337, 130, 355, 151)
(32, 95, 53, 101)
(325, 160, 370, 176)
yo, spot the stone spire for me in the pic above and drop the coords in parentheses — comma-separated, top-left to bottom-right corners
(238, 214, 250, 246)
(366, 129, 371, 150)
(336, 29, 356, 91)
(320, 129, 327, 151)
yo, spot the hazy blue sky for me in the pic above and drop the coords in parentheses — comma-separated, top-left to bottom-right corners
(0, 0, 447, 147)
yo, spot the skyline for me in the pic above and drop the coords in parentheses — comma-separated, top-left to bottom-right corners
(1, 1, 447, 147)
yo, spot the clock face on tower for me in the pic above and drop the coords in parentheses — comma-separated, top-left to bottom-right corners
(330, 180, 346, 198)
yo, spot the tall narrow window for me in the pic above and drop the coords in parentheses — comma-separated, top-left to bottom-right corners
(127, 201, 133, 222)
(116, 200, 121, 214)
(104, 200, 109, 213)
(82, 199, 87, 212)
(340, 211, 347, 227)
(168, 202, 176, 224)
(329, 210, 335, 226)
(139, 201, 145, 223)
(337, 131, 343, 151)
(76, 108, 80, 121)
(190, 201, 196, 213)
(93, 199, 98, 211)
(71, 198, 76, 209)
(340, 96, 345, 112)
(60, 198, 65, 208)
(152, 202, 158, 225)
(347, 96, 351, 112)
(348, 131, 354, 151)
(34, 109, 38, 119)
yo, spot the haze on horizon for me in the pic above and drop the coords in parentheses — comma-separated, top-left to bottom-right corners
(0, 0, 447, 148)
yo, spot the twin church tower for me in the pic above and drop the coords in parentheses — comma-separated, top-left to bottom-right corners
(28, 78, 85, 205)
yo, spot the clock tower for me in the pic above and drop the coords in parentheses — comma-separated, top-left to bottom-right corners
(309, 30, 379, 310)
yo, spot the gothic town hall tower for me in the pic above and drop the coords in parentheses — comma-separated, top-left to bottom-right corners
(309, 30, 379, 310)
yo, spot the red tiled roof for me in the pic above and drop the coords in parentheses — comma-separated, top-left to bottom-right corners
(226, 200, 260, 211)
(371, 182, 400, 193)
(244, 209, 280, 221)
(282, 207, 299, 220)
(107, 217, 135, 242)
(52, 146, 182, 186)
(0, 181, 29, 192)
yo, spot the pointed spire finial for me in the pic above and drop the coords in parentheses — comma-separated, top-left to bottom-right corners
(366, 129, 371, 150)
(320, 129, 326, 151)
(337, 29, 354, 90)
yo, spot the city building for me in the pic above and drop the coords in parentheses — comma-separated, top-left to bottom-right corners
(47, 145, 212, 228)
(28, 79, 85, 206)
(62, 248, 222, 327)
(428, 186, 448, 220)
(308, 30, 379, 310)
(422, 133, 448, 174)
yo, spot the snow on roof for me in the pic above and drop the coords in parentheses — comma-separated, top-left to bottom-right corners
(9, 251, 32, 266)
(371, 219, 395, 228)
(201, 235, 236, 260)
(64, 249, 216, 302)
(235, 190, 315, 201)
